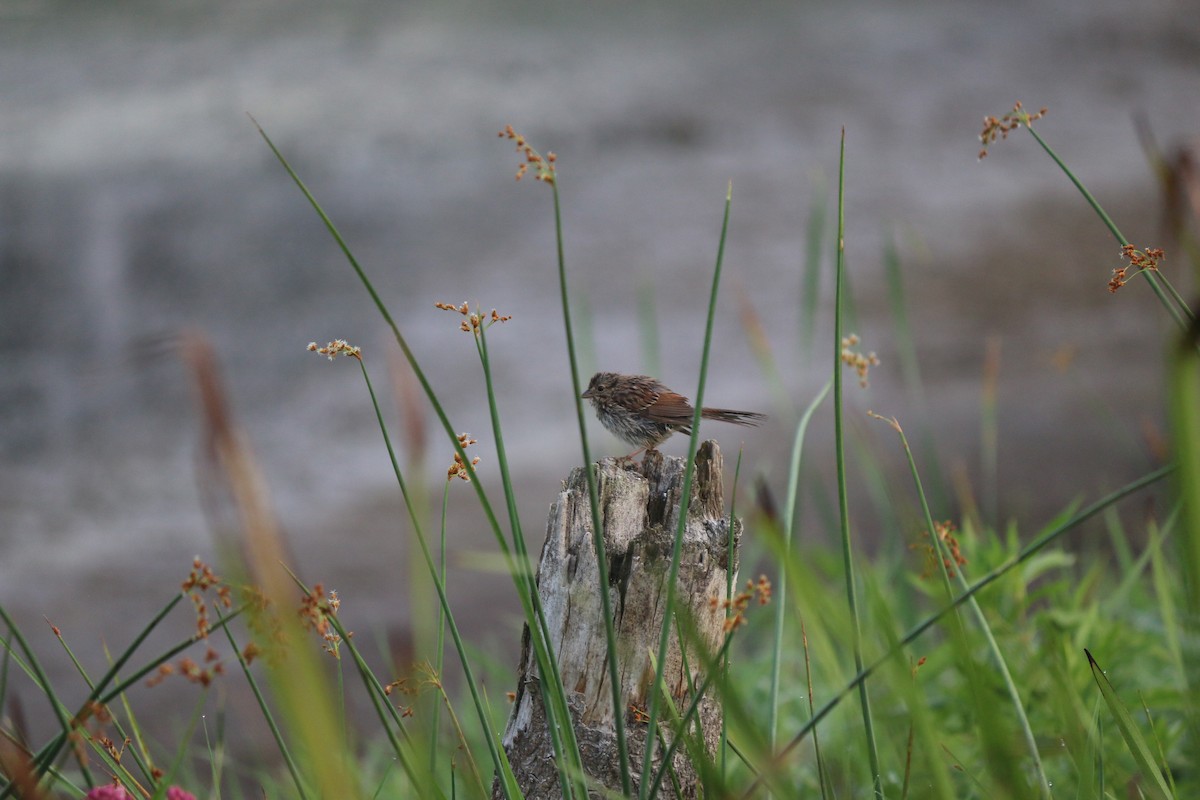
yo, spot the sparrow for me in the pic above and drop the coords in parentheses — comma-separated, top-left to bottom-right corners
(581, 372, 765, 459)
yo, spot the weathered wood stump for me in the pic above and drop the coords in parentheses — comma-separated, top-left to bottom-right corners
(497, 441, 740, 799)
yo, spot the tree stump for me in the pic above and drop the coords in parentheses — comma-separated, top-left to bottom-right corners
(497, 441, 740, 799)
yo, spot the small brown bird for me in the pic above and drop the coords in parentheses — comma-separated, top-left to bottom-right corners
(582, 372, 765, 459)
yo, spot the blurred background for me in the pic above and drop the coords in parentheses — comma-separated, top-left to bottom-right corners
(2, 0, 1198, 759)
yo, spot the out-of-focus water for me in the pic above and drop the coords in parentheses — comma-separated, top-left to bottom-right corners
(1, 0, 1196, 749)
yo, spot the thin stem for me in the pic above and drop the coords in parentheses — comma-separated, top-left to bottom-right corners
(549, 177, 632, 797)
(429, 481, 451, 777)
(1022, 124, 1191, 330)
(768, 379, 832, 750)
(639, 183, 734, 799)
(881, 414, 1051, 798)
(476, 321, 581, 799)
(355, 362, 512, 798)
(831, 129, 884, 798)
(216, 606, 310, 800)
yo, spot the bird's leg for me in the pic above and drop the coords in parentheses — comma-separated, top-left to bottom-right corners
(617, 447, 646, 464)
(636, 446, 661, 463)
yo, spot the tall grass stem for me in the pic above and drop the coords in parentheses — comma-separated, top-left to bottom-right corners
(767, 379, 831, 751)
(877, 414, 1050, 797)
(639, 183, 734, 798)
(831, 129, 885, 797)
(547, 177, 634, 796)
(1021, 124, 1191, 329)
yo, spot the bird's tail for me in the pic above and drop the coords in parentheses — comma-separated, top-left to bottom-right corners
(700, 408, 766, 427)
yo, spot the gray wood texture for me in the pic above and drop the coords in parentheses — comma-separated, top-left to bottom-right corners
(497, 441, 740, 798)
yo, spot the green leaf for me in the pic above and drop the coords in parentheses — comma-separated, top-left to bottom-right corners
(1085, 649, 1173, 800)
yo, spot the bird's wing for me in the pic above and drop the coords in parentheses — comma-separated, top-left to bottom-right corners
(643, 390, 696, 425)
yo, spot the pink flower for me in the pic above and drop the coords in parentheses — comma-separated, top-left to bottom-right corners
(83, 783, 196, 800)
(84, 787, 133, 800)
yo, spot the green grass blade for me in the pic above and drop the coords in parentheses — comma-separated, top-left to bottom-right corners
(1019, 122, 1190, 330)
(1084, 649, 1173, 800)
(882, 234, 948, 512)
(80, 640, 159, 789)
(151, 690, 207, 800)
(476, 323, 585, 794)
(3, 607, 242, 800)
(1168, 321, 1200, 728)
(740, 463, 1171, 799)
(216, 605, 310, 800)
(1170, 327, 1200, 615)
(1147, 519, 1186, 687)
(354, 360, 512, 799)
(639, 182, 734, 799)
(431, 481, 452, 777)
(830, 129, 884, 798)
(283, 567, 448, 799)
(1070, 699, 1100, 800)
(875, 413, 1050, 797)
(201, 702, 227, 799)
(545, 170, 630, 797)
(647, 625, 765, 798)
(871, 586, 956, 800)
(0, 593, 188, 794)
(768, 378, 831, 751)
(1139, 693, 1178, 798)
(0, 608, 82, 788)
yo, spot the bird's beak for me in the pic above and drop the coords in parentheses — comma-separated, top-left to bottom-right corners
(581, 387, 594, 399)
